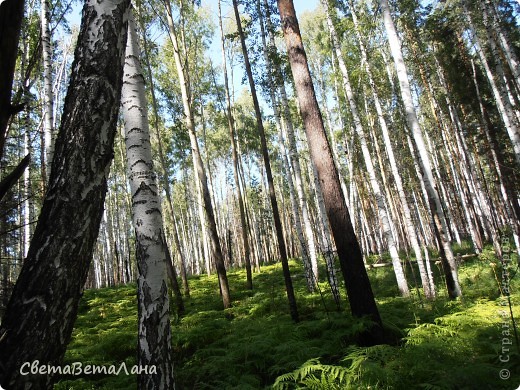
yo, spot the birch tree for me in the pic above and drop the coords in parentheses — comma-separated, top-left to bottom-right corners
(348, 0, 434, 298)
(323, 0, 410, 297)
(460, 0, 520, 165)
(379, 0, 462, 299)
(121, 12, 175, 389)
(41, 0, 54, 181)
(232, 0, 299, 321)
(162, 0, 231, 308)
(0, 0, 130, 387)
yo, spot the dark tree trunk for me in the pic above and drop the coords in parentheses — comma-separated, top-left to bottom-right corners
(276, 0, 384, 344)
(232, 0, 299, 322)
(218, 0, 253, 290)
(0, 153, 30, 202)
(0, 1, 130, 388)
(0, 0, 25, 160)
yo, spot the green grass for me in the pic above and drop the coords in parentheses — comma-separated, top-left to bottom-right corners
(55, 246, 520, 389)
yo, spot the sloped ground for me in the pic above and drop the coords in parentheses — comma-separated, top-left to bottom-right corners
(55, 246, 519, 389)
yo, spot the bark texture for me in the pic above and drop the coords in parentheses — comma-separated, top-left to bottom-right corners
(41, 0, 54, 178)
(277, 0, 384, 344)
(380, 0, 462, 298)
(0, 0, 25, 160)
(0, 1, 129, 387)
(122, 13, 175, 390)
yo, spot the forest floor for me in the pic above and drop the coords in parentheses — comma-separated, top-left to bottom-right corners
(55, 243, 520, 389)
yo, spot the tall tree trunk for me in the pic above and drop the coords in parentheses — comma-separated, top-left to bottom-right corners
(122, 13, 175, 389)
(262, 0, 320, 285)
(232, 0, 299, 322)
(163, 0, 231, 308)
(379, 0, 462, 298)
(483, 0, 520, 92)
(0, 0, 25, 160)
(136, 5, 190, 297)
(258, 0, 315, 291)
(324, 1, 409, 297)
(0, 1, 129, 387)
(277, 0, 384, 345)
(41, 0, 54, 181)
(218, 0, 252, 290)
(462, 0, 520, 165)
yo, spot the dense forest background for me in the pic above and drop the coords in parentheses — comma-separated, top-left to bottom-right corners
(0, 0, 519, 388)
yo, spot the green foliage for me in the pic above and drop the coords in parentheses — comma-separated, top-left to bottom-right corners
(56, 251, 520, 389)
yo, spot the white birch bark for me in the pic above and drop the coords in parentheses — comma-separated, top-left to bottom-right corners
(324, 1, 409, 297)
(350, 1, 433, 297)
(163, 0, 231, 307)
(380, 0, 462, 298)
(462, 1, 520, 164)
(471, 58, 520, 257)
(41, 0, 54, 179)
(483, 0, 520, 92)
(122, 13, 174, 389)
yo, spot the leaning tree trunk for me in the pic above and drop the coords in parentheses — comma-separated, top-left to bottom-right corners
(258, 0, 315, 292)
(122, 13, 175, 389)
(462, 0, 520, 165)
(348, 2, 434, 298)
(323, 1, 409, 297)
(380, 0, 462, 298)
(262, 0, 320, 287)
(0, 1, 129, 388)
(277, 0, 384, 345)
(232, 0, 299, 322)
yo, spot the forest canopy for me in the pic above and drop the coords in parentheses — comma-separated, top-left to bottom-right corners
(0, 0, 519, 388)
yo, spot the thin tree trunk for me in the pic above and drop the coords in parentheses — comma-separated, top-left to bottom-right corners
(218, 0, 252, 289)
(163, 0, 231, 308)
(380, 0, 462, 298)
(232, 0, 299, 322)
(41, 0, 54, 181)
(462, 0, 520, 164)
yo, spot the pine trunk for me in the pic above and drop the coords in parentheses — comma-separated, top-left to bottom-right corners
(277, 0, 384, 344)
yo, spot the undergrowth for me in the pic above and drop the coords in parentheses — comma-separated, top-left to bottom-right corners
(55, 243, 520, 389)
